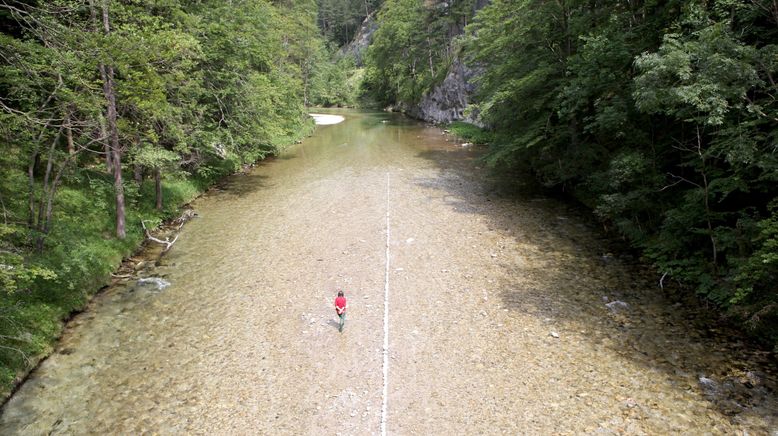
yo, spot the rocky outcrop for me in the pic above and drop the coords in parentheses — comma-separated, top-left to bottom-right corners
(403, 58, 482, 125)
(338, 13, 377, 67)
(401, 0, 491, 125)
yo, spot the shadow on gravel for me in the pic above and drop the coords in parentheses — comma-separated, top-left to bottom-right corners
(326, 319, 341, 331)
(413, 146, 778, 429)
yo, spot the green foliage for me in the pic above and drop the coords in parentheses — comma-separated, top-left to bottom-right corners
(447, 121, 493, 145)
(437, 0, 778, 344)
(318, 0, 382, 46)
(362, 0, 475, 105)
(309, 53, 364, 106)
(732, 201, 778, 305)
(634, 22, 760, 126)
(0, 249, 57, 296)
(0, 0, 328, 396)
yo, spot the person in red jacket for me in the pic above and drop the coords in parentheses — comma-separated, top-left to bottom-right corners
(334, 290, 348, 333)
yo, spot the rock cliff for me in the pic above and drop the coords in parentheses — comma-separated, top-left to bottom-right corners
(403, 58, 482, 125)
(338, 13, 377, 67)
(402, 0, 490, 125)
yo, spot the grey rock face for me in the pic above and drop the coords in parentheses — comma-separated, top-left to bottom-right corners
(338, 13, 377, 67)
(404, 59, 482, 125)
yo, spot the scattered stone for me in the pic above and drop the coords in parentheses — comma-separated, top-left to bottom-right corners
(550, 331, 560, 338)
(744, 371, 762, 388)
(136, 277, 170, 290)
(605, 300, 629, 312)
(699, 376, 718, 394)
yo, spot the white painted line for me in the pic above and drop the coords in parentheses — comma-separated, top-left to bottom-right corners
(381, 172, 390, 436)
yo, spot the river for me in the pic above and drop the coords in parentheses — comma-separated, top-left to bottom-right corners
(1, 109, 776, 434)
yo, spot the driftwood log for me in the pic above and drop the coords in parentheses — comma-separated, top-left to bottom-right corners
(140, 220, 179, 252)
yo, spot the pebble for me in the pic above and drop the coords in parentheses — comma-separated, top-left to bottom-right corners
(605, 301, 629, 312)
(550, 332, 560, 338)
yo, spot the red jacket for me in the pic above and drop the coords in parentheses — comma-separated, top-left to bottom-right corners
(335, 296, 347, 314)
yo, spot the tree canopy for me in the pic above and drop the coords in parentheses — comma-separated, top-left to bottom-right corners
(365, 0, 778, 344)
(0, 0, 323, 393)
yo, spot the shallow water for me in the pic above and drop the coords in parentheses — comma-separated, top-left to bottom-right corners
(1, 109, 776, 434)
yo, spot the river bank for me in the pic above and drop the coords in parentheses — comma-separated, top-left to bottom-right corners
(0, 121, 315, 402)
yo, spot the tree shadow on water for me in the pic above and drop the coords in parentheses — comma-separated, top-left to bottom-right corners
(204, 172, 272, 200)
(413, 147, 778, 429)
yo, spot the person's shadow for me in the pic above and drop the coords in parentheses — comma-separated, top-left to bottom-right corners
(327, 319, 341, 330)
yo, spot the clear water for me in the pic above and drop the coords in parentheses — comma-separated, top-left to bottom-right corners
(1, 109, 776, 434)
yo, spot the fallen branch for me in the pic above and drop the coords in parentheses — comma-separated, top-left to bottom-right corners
(140, 220, 179, 252)
(110, 273, 133, 278)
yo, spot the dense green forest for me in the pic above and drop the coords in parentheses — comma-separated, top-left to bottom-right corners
(0, 0, 335, 394)
(363, 0, 778, 345)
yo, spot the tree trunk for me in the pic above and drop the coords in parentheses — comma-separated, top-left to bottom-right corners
(89, 2, 112, 174)
(697, 126, 717, 267)
(134, 164, 144, 185)
(426, 36, 435, 76)
(155, 168, 163, 211)
(35, 127, 63, 252)
(27, 123, 51, 227)
(97, 0, 125, 239)
(65, 110, 75, 154)
(112, 144, 126, 238)
(28, 148, 38, 228)
(99, 113, 112, 173)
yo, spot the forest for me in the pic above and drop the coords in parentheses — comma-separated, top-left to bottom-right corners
(0, 0, 341, 394)
(360, 0, 778, 347)
(0, 0, 776, 399)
